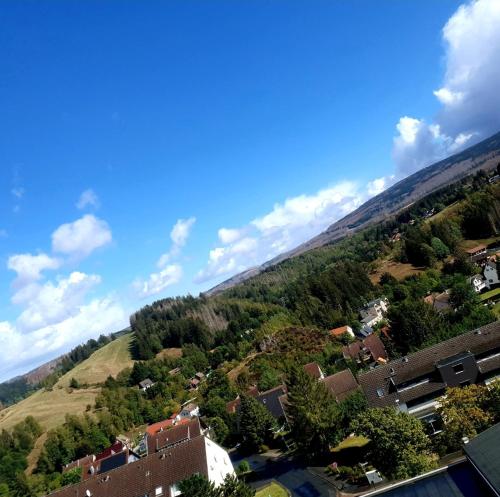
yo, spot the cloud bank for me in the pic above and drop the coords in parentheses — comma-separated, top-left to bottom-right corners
(393, 0, 500, 175)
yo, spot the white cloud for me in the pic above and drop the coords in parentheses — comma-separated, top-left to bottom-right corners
(8, 253, 61, 285)
(76, 189, 100, 210)
(195, 182, 367, 283)
(11, 187, 25, 199)
(367, 175, 396, 196)
(218, 228, 245, 244)
(135, 264, 183, 297)
(15, 272, 102, 332)
(393, 0, 500, 176)
(52, 214, 112, 258)
(0, 295, 126, 382)
(157, 217, 196, 268)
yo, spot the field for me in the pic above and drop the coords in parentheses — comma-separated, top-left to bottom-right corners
(156, 347, 183, 360)
(369, 259, 423, 284)
(255, 482, 290, 497)
(0, 334, 134, 433)
(58, 333, 134, 387)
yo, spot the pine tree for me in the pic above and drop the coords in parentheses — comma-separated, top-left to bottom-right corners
(284, 365, 340, 459)
(239, 395, 276, 453)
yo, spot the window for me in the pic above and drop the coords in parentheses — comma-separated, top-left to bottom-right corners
(376, 388, 385, 398)
(155, 486, 163, 496)
(453, 364, 464, 374)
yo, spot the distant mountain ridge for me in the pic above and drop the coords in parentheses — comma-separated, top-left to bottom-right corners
(206, 131, 500, 296)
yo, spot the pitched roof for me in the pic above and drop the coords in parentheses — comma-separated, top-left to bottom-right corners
(257, 385, 287, 418)
(321, 369, 359, 401)
(47, 436, 214, 497)
(342, 334, 388, 363)
(358, 321, 500, 408)
(147, 418, 201, 454)
(330, 326, 352, 337)
(145, 418, 176, 436)
(464, 422, 500, 494)
(139, 378, 154, 388)
(303, 362, 323, 379)
(466, 244, 487, 254)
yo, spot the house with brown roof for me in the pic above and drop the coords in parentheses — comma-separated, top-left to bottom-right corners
(45, 431, 235, 497)
(423, 291, 452, 313)
(321, 369, 360, 402)
(342, 334, 388, 366)
(330, 325, 355, 339)
(303, 362, 325, 380)
(358, 322, 500, 432)
(466, 244, 487, 263)
(146, 417, 202, 455)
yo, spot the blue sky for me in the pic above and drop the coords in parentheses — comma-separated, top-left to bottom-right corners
(2, 0, 500, 380)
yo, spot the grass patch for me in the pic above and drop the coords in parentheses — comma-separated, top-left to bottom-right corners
(58, 334, 134, 387)
(255, 482, 290, 497)
(492, 302, 500, 318)
(332, 435, 369, 452)
(480, 288, 500, 302)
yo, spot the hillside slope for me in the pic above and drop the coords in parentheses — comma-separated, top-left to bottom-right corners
(0, 334, 134, 433)
(207, 131, 500, 295)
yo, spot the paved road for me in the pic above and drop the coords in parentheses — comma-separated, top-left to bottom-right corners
(231, 453, 338, 497)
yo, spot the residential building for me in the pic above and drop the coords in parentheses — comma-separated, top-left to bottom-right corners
(423, 291, 452, 313)
(484, 260, 500, 286)
(359, 298, 389, 336)
(464, 422, 500, 497)
(303, 362, 325, 380)
(322, 369, 360, 401)
(226, 385, 287, 419)
(46, 429, 235, 497)
(330, 325, 355, 339)
(470, 274, 488, 293)
(358, 322, 500, 431)
(146, 418, 202, 456)
(178, 402, 200, 420)
(139, 378, 154, 391)
(342, 334, 388, 366)
(466, 244, 488, 263)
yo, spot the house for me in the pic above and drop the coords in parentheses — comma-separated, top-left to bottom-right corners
(330, 325, 355, 339)
(178, 402, 200, 420)
(303, 362, 325, 380)
(45, 425, 235, 497)
(139, 378, 154, 391)
(470, 274, 488, 293)
(321, 369, 360, 402)
(63, 441, 139, 481)
(423, 291, 452, 313)
(359, 298, 389, 336)
(145, 416, 179, 436)
(146, 417, 202, 455)
(194, 372, 206, 382)
(168, 367, 181, 376)
(226, 385, 287, 419)
(466, 244, 487, 263)
(484, 260, 500, 287)
(342, 334, 388, 365)
(358, 321, 500, 432)
(464, 422, 500, 496)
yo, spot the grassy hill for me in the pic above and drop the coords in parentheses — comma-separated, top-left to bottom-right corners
(0, 334, 134, 433)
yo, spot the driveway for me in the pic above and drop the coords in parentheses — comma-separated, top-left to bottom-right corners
(231, 453, 338, 497)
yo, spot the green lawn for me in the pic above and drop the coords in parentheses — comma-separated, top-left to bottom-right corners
(332, 435, 369, 452)
(480, 287, 500, 302)
(255, 482, 290, 497)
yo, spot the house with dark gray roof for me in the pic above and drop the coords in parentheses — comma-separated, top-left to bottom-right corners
(45, 424, 234, 497)
(464, 422, 500, 497)
(358, 321, 500, 429)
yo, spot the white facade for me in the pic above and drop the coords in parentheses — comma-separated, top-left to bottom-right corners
(204, 437, 236, 487)
(178, 404, 200, 420)
(470, 275, 487, 293)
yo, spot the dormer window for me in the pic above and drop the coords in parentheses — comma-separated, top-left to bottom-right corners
(453, 364, 464, 374)
(376, 388, 385, 398)
(155, 486, 163, 496)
